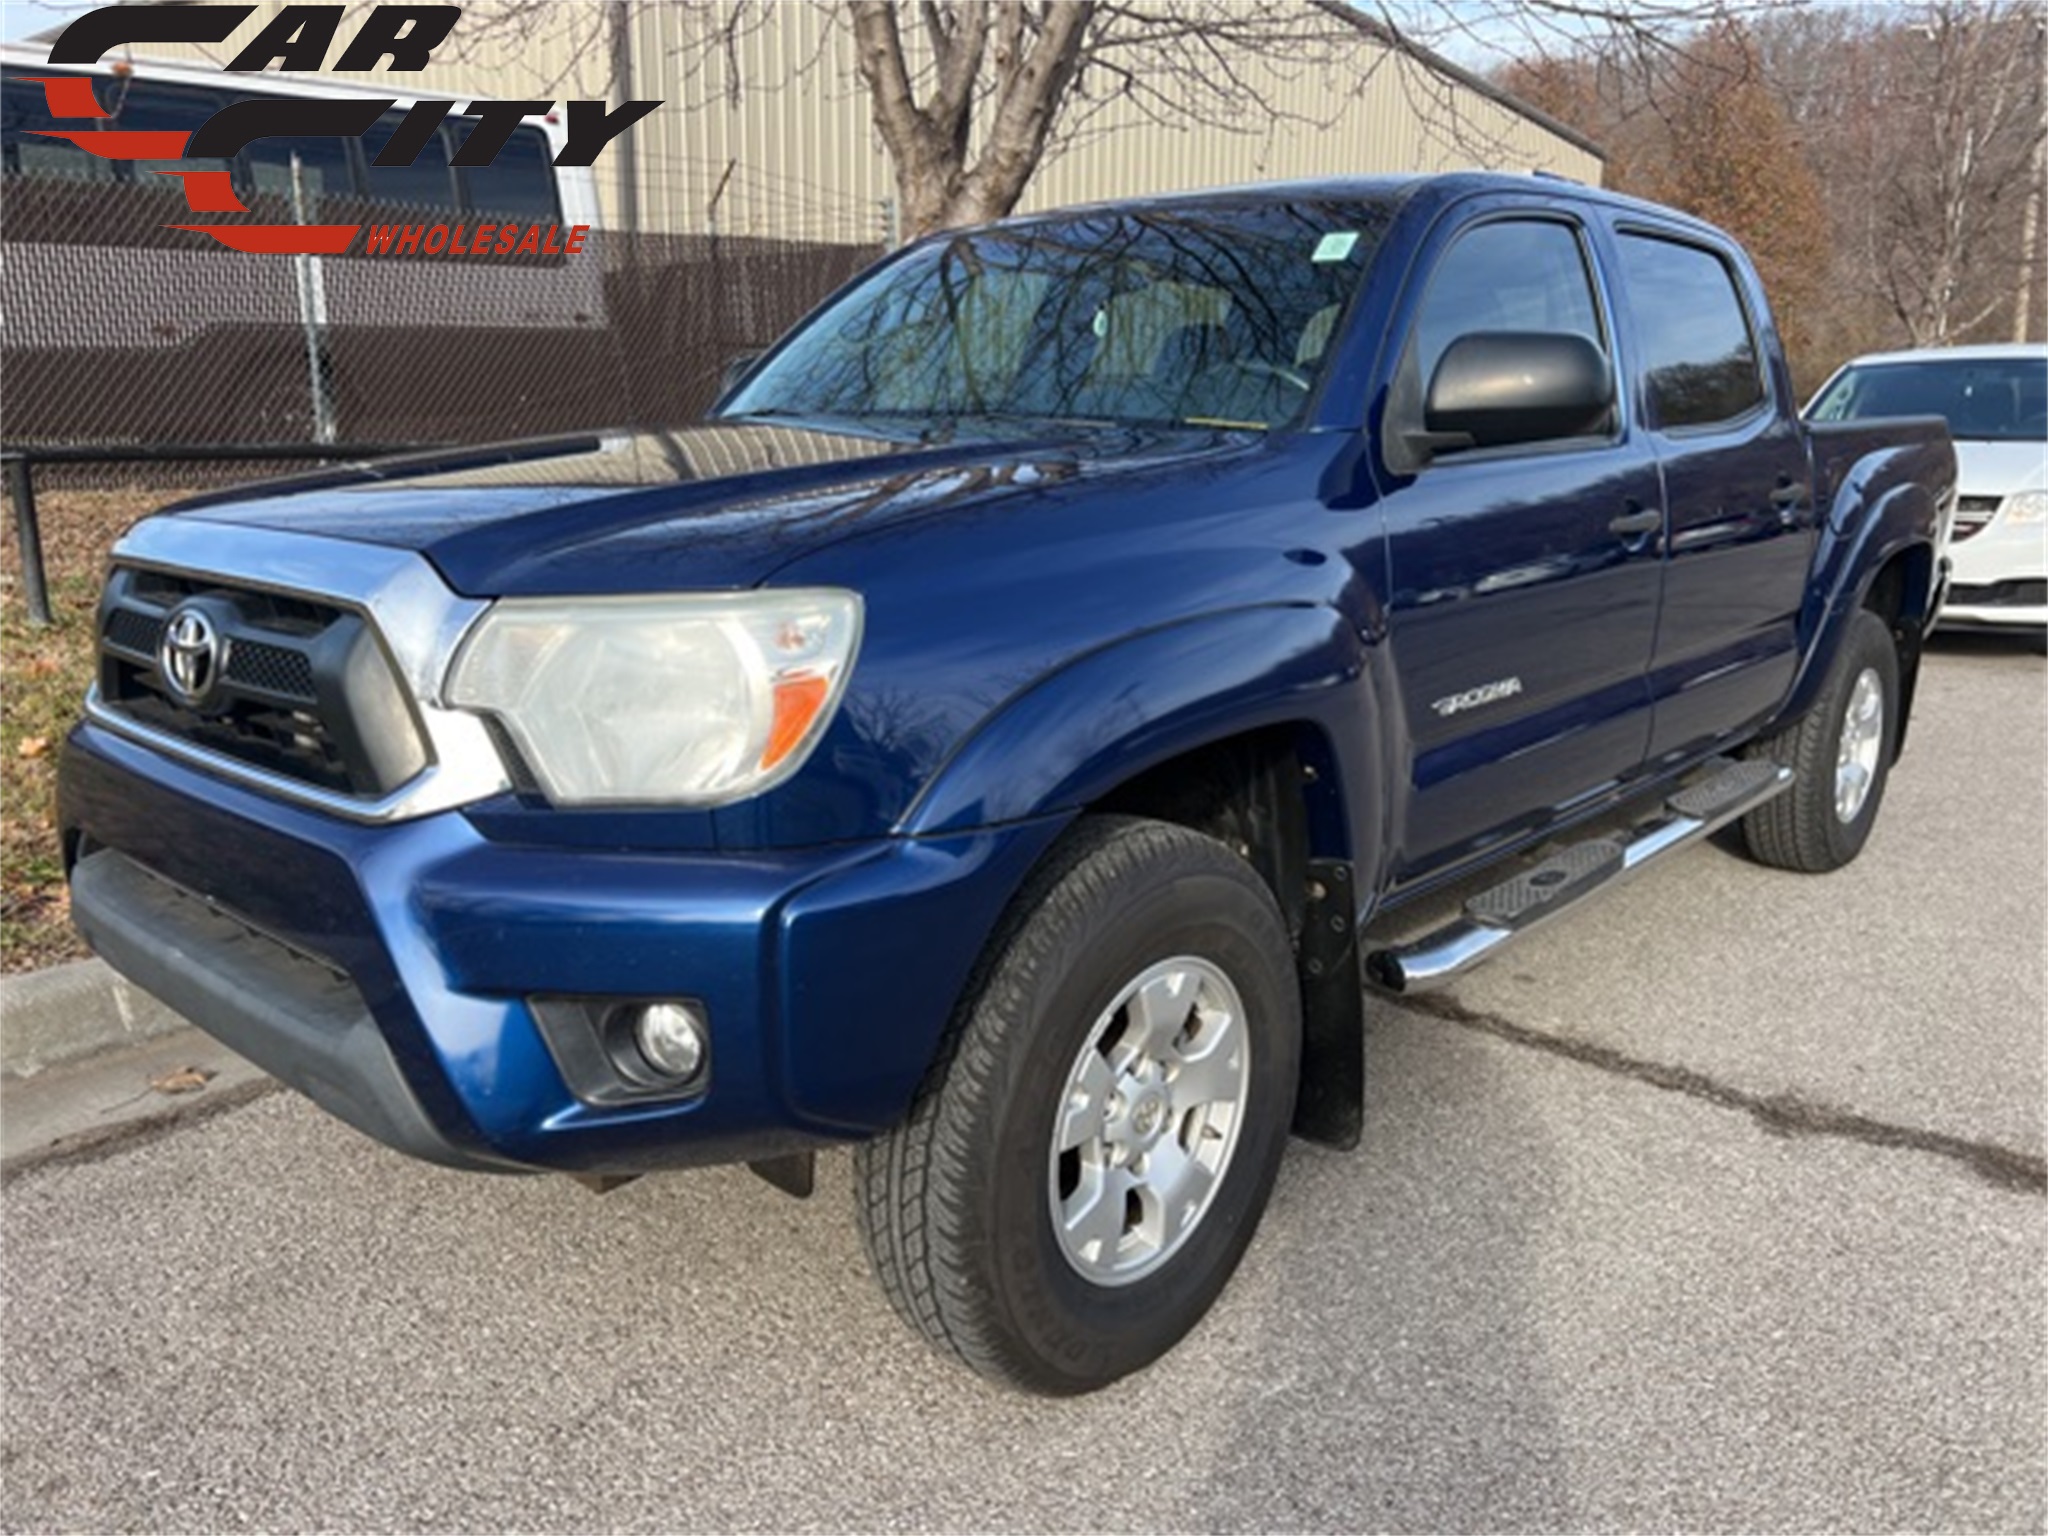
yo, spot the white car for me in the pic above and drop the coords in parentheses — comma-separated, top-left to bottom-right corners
(1808, 343, 2047, 636)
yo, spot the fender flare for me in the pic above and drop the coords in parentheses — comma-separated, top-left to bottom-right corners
(1777, 473, 1940, 730)
(899, 602, 1377, 841)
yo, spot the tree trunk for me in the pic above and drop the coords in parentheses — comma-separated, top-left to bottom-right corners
(2015, 18, 2046, 341)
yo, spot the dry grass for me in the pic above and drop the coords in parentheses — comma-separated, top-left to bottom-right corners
(1, 487, 172, 972)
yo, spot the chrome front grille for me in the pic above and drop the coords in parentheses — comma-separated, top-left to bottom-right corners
(102, 606, 318, 700)
(96, 565, 429, 797)
(88, 519, 511, 823)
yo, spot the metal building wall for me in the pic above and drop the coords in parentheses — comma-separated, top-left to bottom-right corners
(106, 1, 1602, 241)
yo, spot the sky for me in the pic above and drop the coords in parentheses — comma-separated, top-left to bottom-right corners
(0, 0, 1586, 57)
(2, 0, 89, 46)
(0, 0, 1644, 70)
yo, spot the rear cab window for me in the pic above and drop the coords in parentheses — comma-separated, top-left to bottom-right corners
(1615, 232, 1768, 431)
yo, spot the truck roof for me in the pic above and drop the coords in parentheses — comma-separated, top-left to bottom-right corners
(996, 171, 1733, 246)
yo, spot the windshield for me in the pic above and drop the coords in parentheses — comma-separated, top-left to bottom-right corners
(1808, 356, 2048, 443)
(722, 198, 1396, 433)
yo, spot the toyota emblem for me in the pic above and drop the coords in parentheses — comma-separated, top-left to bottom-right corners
(158, 605, 223, 708)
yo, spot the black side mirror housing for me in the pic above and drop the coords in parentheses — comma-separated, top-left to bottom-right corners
(1416, 331, 1612, 457)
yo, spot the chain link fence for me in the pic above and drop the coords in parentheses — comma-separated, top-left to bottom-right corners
(1, 164, 884, 489)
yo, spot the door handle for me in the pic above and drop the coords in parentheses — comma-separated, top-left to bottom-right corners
(1609, 505, 1662, 538)
(1769, 479, 1809, 508)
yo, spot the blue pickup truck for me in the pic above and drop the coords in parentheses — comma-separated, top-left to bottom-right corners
(60, 173, 1953, 1394)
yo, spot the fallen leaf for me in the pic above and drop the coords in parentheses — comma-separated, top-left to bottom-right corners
(15, 737, 49, 759)
(150, 1066, 216, 1095)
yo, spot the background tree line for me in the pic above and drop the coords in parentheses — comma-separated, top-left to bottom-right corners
(1497, 0, 2046, 394)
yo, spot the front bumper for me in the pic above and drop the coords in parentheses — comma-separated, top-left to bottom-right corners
(1940, 579, 2047, 632)
(1941, 519, 2047, 632)
(60, 721, 1067, 1175)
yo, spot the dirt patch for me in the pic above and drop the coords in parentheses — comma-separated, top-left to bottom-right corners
(1, 487, 171, 972)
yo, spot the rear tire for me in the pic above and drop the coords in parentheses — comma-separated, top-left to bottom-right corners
(855, 816, 1301, 1395)
(1743, 608, 1899, 872)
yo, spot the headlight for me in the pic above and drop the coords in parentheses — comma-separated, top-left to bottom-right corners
(1998, 491, 2047, 527)
(446, 590, 862, 806)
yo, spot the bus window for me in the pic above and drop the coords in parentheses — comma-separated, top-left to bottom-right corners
(455, 121, 558, 220)
(239, 129, 355, 210)
(1, 67, 117, 182)
(360, 112, 458, 211)
(102, 78, 229, 184)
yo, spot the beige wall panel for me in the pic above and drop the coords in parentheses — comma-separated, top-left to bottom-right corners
(110, 1, 1599, 242)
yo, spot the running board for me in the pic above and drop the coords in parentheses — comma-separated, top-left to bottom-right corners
(1365, 757, 1793, 994)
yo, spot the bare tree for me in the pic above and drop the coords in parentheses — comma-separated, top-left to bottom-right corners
(162, 0, 1768, 242)
(847, 0, 1781, 237)
(430, 1, 1762, 239)
(844, 2, 1395, 236)
(2009, 10, 2045, 343)
(1868, 2, 2044, 346)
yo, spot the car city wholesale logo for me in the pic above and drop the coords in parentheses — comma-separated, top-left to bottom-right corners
(18, 4, 660, 255)
(158, 606, 223, 708)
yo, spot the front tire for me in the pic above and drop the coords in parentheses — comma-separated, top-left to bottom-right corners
(1743, 607, 1900, 872)
(855, 816, 1301, 1395)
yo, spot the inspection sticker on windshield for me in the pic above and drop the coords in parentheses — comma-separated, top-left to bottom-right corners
(1313, 231, 1360, 263)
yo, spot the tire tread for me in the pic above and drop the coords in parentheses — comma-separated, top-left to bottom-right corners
(855, 815, 1285, 1392)
(1742, 608, 1897, 872)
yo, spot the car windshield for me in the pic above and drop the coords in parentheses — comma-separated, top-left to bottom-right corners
(1808, 356, 2048, 443)
(722, 198, 1396, 433)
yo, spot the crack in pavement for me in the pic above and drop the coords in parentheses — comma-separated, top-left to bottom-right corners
(0, 1078, 279, 1185)
(1397, 991, 2046, 1197)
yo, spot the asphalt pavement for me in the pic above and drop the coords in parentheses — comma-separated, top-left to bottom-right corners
(2, 633, 2041, 1533)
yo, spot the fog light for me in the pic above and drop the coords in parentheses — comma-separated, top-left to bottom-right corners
(632, 1002, 707, 1082)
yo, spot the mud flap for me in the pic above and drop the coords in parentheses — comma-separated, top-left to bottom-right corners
(1292, 857, 1363, 1150)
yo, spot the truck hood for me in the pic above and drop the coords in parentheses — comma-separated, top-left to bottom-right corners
(1952, 439, 2048, 498)
(167, 421, 1241, 596)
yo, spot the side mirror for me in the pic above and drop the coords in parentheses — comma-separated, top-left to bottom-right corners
(1414, 331, 1612, 457)
(718, 350, 764, 402)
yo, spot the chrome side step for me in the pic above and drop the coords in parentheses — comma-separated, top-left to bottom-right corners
(1365, 757, 1793, 994)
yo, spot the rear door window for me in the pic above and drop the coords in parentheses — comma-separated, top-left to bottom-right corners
(1617, 234, 1767, 430)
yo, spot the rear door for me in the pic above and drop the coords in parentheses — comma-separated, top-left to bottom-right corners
(1609, 226, 1816, 764)
(1376, 202, 1666, 883)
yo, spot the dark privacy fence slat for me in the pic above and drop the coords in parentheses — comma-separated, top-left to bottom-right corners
(1, 171, 880, 467)
(1, 171, 882, 622)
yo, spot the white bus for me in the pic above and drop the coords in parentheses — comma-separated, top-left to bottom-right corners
(0, 45, 609, 448)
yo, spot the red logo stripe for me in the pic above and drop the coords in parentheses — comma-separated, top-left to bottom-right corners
(168, 224, 361, 254)
(154, 170, 248, 213)
(17, 75, 111, 118)
(29, 128, 189, 160)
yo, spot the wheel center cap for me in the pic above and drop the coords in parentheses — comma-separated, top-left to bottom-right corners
(1130, 1092, 1166, 1142)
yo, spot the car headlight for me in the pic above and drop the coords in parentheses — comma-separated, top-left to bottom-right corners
(446, 590, 862, 806)
(1998, 491, 2047, 527)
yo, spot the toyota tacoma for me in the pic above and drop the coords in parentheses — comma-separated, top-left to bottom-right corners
(60, 174, 1956, 1394)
